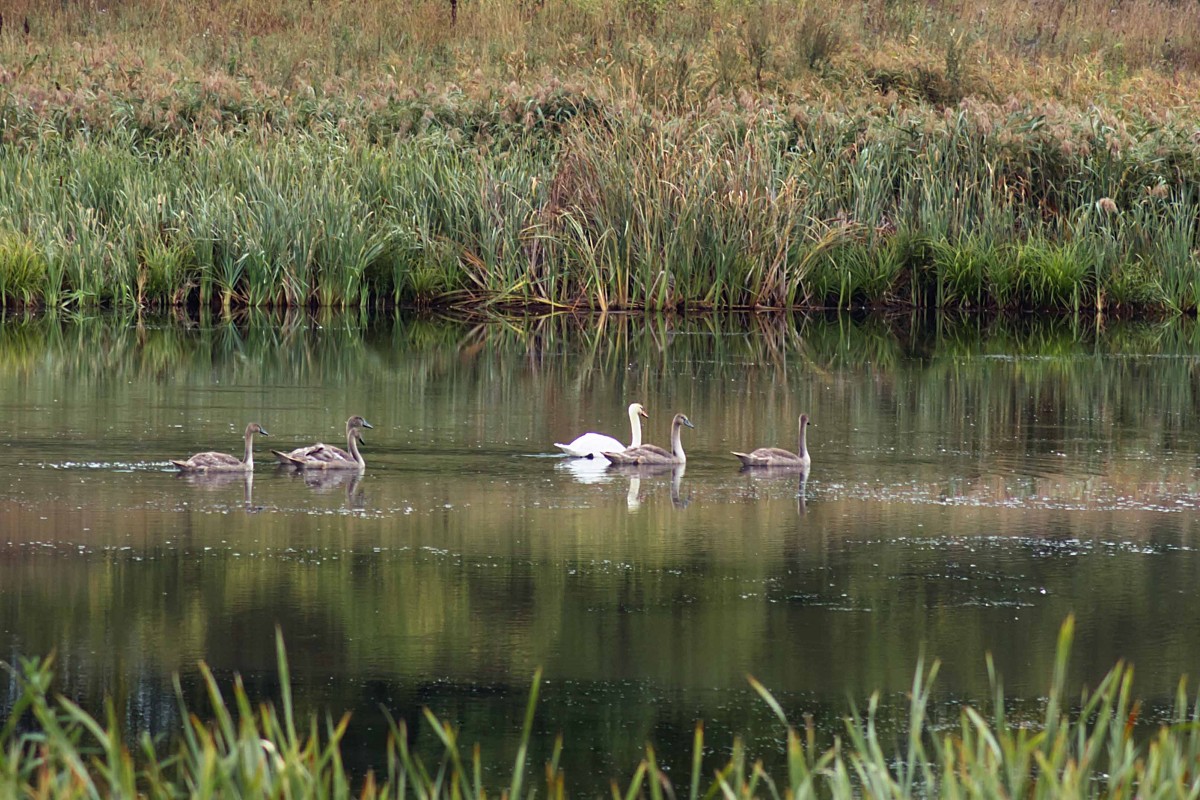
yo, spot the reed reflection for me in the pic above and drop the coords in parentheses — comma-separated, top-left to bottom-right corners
(3, 310, 1200, 790)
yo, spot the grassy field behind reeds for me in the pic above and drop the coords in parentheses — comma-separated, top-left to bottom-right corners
(7, 618, 1200, 798)
(1, 0, 1199, 312)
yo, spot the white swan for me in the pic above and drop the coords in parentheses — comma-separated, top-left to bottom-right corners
(732, 413, 811, 468)
(603, 413, 694, 465)
(555, 403, 648, 459)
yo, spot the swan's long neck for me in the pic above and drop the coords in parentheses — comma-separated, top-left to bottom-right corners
(671, 420, 687, 462)
(798, 420, 808, 460)
(348, 432, 365, 466)
(242, 431, 255, 468)
(628, 407, 643, 448)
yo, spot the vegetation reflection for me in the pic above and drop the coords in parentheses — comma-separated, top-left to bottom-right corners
(3, 311, 1200, 787)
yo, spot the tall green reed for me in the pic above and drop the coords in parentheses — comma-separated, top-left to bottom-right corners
(3, 617, 1200, 798)
(0, 101, 1199, 312)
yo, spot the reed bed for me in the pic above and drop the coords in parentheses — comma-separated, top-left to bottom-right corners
(4, 618, 1200, 798)
(1, 0, 1200, 312)
(0, 104, 1198, 313)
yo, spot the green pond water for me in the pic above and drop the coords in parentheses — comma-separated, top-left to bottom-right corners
(2, 311, 1200, 789)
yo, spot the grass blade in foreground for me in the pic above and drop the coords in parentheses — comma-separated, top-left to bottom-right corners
(2, 617, 1199, 798)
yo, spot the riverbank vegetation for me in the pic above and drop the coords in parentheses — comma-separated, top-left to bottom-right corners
(6, 618, 1200, 797)
(1, 0, 1200, 312)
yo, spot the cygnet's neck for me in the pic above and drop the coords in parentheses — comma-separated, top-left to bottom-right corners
(671, 420, 687, 463)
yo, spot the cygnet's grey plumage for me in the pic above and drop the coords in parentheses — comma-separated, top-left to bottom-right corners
(732, 413, 811, 468)
(603, 413, 694, 465)
(172, 422, 269, 472)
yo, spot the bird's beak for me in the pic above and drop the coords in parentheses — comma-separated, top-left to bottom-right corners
(683, 418, 695, 429)
(260, 428, 270, 437)
(639, 409, 649, 418)
(362, 420, 375, 429)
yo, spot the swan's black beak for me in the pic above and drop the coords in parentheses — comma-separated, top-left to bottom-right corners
(362, 420, 375, 429)
(260, 428, 270, 437)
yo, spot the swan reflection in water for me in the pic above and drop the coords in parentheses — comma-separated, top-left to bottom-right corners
(608, 463, 689, 510)
(556, 456, 614, 485)
(737, 463, 809, 516)
(177, 470, 258, 511)
(278, 466, 366, 509)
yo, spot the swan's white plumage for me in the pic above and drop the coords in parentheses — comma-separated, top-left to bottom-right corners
(555, 432, 626, 458)
(555, 403, 647, 459)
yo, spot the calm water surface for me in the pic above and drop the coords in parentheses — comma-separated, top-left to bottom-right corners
(2, 312, 1200, 789)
